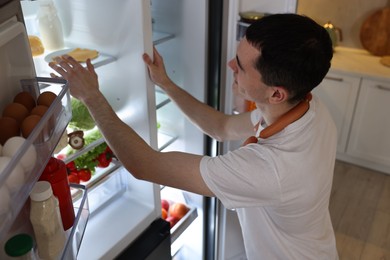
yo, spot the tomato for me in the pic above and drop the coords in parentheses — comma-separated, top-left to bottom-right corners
(96, 152, 112, 168)
(169, 203, 189, 219)
(56, 154, 66, 160)
(66, 161, 77, 172)
(68, 174, 80, 184)
(77, 168, 92, 182)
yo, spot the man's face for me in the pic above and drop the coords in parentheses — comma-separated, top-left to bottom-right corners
(228, 38, 270, 107)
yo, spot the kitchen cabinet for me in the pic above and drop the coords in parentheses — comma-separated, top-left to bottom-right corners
(314, 47, 390, 175)
(313, 72, 360, 153)
(346, 78, 390, 172)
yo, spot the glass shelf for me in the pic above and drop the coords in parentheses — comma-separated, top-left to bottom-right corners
(153, 31, 175, 45)
(170, 207, 198, 244)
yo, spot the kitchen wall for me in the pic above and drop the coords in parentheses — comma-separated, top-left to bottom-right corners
(297, 0, 388, 49)
(239, 0, 388, 50)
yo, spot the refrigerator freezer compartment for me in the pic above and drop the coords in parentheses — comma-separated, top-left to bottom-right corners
(61, 183, 89, 260)
(0, 77, 71, 241)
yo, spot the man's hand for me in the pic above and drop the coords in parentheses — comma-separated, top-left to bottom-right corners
(142, 47, 172, 89)
(49, 55, 100, 104)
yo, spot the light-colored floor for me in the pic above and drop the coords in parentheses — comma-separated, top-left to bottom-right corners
(330, 160, 390, 260)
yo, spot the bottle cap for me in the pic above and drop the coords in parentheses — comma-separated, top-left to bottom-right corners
(30, 181, 53, 201)
(4, 233, 34, 257)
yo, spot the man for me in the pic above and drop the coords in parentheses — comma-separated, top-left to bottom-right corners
(50, 13, 338, 259)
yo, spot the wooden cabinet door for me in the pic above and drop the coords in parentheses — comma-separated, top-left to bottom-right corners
(347, 78, 390, 169)
(313, 72, 361, 153)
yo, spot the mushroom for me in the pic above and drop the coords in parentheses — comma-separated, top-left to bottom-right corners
(68, 130, 85, 150)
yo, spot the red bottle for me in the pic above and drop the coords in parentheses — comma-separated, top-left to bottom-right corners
(39, 157, 75, 230)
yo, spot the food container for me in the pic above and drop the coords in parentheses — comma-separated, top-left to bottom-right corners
(0, 77, 72, 242)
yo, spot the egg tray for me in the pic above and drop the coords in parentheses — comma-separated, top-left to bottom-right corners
(0, 77, 72, 242)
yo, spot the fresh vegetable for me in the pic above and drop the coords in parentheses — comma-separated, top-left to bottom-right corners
(68, 174, 80, 184)
(96, 146, 114, 168)
(69, 98, 95, 131)
(77, 168, 92, 182)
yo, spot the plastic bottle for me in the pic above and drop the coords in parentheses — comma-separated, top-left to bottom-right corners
(37, 0, 64, 51)
(39, 157, 75, 230)
(30, 181, 66, 260)
(4, 234, 37, 260)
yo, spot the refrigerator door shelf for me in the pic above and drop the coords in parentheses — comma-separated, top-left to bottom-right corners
(61, 183, 89, 260)
(0, 77, 72, 242)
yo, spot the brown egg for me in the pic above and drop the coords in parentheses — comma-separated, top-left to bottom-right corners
(0, 117, 20, 145)
(37, 91, 57, 107)
(13, 91, 36, 111)
(2, 103, 29, 126)
(21, 115, 42, 138)
(30, 105, 48, 117)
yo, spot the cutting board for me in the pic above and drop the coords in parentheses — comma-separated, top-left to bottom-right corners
(360, 6, 390, 56)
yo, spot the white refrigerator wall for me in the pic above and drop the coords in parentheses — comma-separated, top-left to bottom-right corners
(151, 0, 207, 258)
(217, 0, 297, 259)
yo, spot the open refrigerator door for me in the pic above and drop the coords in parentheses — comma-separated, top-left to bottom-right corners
(0, 0, 174, 259)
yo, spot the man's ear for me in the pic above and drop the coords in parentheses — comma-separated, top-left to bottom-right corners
(269, 86, 288, 104)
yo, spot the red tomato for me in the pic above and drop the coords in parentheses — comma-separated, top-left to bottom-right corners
(66, 161, 77, 172)
(169, 203, 189, 219)
(96, 152, 112, 168)
(77, 168, 92, 182)
(68, 174, 80, 184)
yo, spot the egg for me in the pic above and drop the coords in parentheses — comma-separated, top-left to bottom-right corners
(3, 136, 37, 173)
(2, 102, 29, 126)
(13, 91, 36, 112)
(37, 91, 57, 107)
(0, 156, 25, 193)
(0, 186, 10, 216)
(21, 115, 42, 138)
(30, 105, 48, 117)
(0, 117, 20, 145)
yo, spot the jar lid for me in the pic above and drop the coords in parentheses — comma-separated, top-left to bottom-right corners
(239, 11, 265, 23)
(30, 181, 52, 201)
(4, 233, 34, 257)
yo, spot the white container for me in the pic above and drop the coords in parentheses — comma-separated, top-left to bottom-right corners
(37, 0, 64, 51)
(30, 181, 66, 260)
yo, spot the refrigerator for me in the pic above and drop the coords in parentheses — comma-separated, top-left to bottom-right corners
(0, 0, 296, 259)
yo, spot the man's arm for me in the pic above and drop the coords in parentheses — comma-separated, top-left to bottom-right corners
(49, 56, 215, 197)
(143, 47, 254, 141)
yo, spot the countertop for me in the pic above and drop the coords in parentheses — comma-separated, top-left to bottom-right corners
(330, 47, 390, 81)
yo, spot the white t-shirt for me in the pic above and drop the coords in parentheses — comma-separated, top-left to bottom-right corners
(200, 96, 339, 260)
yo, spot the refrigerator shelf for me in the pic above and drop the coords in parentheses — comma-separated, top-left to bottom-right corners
(170, 207, 198, 244)
(156, 89, 171, 110)
(0, 77, 72, 242)
(153, 31, 175, 45)
(158, 131, 179, 151)
(61, 183, 89, 260)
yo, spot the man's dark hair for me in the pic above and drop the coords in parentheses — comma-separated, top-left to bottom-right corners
(245, 13, 333, 103)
